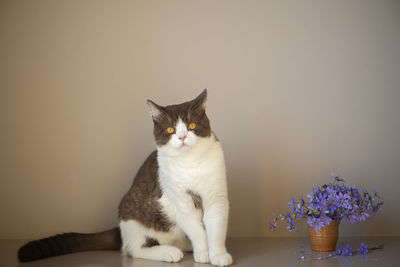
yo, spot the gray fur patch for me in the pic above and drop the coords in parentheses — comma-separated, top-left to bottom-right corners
(119, 151, 175, 232)
(142, 237, 160, 248)
(187, 190, 203, 211)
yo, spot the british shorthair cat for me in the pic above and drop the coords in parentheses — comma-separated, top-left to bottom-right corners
(18, 89, 233, 266)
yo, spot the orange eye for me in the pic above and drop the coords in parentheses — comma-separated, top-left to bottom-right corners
(166, 127, 175, 134)
(188, 122, 197, 130)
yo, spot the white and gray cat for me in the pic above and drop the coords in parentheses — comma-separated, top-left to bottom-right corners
(18, 90, 233, 266)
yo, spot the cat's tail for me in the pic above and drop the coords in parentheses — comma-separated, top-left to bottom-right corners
(17, 227, 121, 262)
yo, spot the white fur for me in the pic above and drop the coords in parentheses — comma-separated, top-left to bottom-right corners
(162, 118, 198, 154)
(120, 118, 232, 266)
(120, 220, 189, 262)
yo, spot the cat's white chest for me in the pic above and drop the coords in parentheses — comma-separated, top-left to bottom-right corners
(161, 158, 210, 191)
(158, 139, 225, 194)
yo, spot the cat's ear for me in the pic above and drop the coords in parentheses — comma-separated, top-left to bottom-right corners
(147, 100, 164, 122)
(191, 89, 208, 111)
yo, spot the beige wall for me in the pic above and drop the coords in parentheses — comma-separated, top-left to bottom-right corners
(1, 0, 400, 239)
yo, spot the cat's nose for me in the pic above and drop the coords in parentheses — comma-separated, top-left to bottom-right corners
(179, 135, 187, 141)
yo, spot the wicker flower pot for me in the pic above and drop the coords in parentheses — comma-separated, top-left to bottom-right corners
(308, 220, 338, 252)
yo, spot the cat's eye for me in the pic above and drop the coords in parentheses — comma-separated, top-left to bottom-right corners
(188, 122, 197, 130)
(166, 127, 175, 134)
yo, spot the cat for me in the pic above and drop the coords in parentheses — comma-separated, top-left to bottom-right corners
(18, 89, 233, 266)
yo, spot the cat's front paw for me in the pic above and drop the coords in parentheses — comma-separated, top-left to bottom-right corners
(194, 249, 209, 263)
(210, 252, 233, 266)
(162, 246, 184, 262)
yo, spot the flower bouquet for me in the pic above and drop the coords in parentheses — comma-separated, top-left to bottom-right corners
(269, 173, 384, 252)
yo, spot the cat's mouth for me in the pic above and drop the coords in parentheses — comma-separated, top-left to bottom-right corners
(180, 142, 190, 148)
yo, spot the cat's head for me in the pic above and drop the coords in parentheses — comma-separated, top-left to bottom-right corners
(147, 89, 212, 153)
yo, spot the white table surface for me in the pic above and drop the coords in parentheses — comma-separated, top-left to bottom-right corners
(1, 236, 398, 267)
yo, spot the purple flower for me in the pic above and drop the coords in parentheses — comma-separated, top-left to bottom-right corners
(307, 215, 331, 231)
(303, 242, 372, 261)
(269, 174, 383, 233)
(357, 212, 370, 222)
(334, 242, 369, 257)
(268, 213, 278, 232)
(372, 201, 384, 212)
(336, 245, 343, 255)
(346, 215, 357, 224)
(288, 198, 296, 207)
(344, 244, 353, 256)
(336, 244, 352, 256)
(357, 242, 368, 255)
